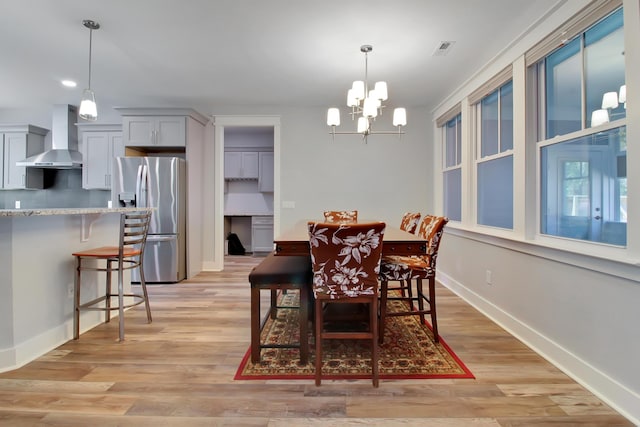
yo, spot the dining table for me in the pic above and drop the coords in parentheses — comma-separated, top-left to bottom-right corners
(274, 219, 427, 257)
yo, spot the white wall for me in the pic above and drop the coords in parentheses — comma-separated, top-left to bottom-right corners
(275, 106, 432, 229)
(431, 0, 640, 423)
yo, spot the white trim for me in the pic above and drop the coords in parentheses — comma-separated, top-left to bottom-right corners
(438, 271, 640, 425)
(211, 115, 281, 270)
(444, 226, 639, 282)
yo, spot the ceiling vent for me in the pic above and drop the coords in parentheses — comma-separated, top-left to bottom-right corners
(433, 41, 456, 56)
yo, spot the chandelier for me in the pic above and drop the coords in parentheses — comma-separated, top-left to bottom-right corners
(327, 45, 406, 141)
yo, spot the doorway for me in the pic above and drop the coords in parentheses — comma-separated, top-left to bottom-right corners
(208, 116, 281, 271)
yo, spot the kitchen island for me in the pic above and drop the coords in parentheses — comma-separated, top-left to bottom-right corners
(0, 207, 153, 372)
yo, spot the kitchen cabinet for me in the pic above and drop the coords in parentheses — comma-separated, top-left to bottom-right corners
(251, 215, 274, 252)
(0, 125, 47, 189)
(258, 151, 274, 192)
(224, 151, 259, 179)
(122, 116, 186, 147)
(81, 129, 124, 189)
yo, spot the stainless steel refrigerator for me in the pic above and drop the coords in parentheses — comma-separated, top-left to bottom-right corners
(112, 157, 186, 283)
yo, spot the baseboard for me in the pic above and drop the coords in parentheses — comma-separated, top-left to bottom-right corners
(0, 311, 106, 374)
(438, 272, 640, 426)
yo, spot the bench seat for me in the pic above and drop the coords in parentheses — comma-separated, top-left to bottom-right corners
(249, 252, 312, 364)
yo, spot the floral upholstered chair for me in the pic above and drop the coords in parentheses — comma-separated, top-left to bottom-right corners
(308, 221, 386, 387)
(378, 215, 448, 344)
(390, 212, 422, 300)
(399, 212, 421, 234)
(323, 210, 358, 224)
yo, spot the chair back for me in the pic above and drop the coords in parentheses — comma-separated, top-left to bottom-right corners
(323, 210, 358, 224)
(416, 215, 448, 270)
(400, 212, 421, 234)
(308, 221, 385, 298)
(119, 211, 152, 270)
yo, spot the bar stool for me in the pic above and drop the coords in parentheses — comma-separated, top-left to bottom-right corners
(72, 211, 152, 341)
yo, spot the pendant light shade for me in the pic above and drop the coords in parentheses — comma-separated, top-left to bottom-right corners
(79, 19, 100, 121)
(79, 89, 98, 121)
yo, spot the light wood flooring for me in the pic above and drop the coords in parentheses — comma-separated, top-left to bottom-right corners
(0, 255, 632, 426)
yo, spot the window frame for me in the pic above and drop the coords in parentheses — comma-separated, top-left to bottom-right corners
(473, 79, 515, 230)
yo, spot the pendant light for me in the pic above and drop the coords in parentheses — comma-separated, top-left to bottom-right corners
(79, 19, 100, 121)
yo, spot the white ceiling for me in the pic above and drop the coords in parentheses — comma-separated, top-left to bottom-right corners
(0, 0, 563, 116)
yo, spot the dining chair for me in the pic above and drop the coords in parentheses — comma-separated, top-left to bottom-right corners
(389, 212, 421, 301)
(72, 211, 153, 341)
(323, 210, 358, 223)
(308, 221, 386, 387)
(378, 215, 448, 344)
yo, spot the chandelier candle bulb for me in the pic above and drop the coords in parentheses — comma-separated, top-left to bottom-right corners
(347, 89, 358, 107)
(591, 109, 609, 127)
(363, 97, 378, 118)
(327, 108, 340, 126)
(357, 116, 369, 133)
(393, 108, 407, 127)
(374, 81, 388, 100)
(601, 91, 619, 109)
(351, 81, 365, 100)
(618, 85, 626, 103)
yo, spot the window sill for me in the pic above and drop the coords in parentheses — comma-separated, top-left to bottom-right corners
(444, 222, 640, 283)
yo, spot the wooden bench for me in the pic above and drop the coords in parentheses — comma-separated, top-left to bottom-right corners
(249, 252, 312, 364)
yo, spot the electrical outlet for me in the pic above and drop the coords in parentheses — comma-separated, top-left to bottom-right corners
(67, 283, 74, 298)
(485, 270, 493, 285)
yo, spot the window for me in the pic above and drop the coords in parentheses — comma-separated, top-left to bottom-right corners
(533, 7, 626, 246)
(476, 80, 513, 229)
(443, 113, 462, 221)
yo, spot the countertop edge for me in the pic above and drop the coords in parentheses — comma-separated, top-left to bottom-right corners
(0, 207, 155, 217)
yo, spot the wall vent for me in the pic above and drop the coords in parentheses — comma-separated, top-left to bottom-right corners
(433, 40, 456, 56)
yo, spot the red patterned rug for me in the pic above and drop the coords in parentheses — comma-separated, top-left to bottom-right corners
(235, 291, 474, 381)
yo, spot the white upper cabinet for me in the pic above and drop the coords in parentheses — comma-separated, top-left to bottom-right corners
(0, 125, 47, 190)
(258, 151, 274, 192)
(81, 129, 124, 189)
(123, 116, 186, 147)
(224, 151, 259, 179)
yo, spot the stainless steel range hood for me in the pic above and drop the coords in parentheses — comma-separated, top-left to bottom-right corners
(16, 104, 82, 169)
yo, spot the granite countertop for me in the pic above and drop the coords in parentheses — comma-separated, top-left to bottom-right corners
(0, 207, 154, 217)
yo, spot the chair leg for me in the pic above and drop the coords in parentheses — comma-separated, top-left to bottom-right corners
(73, 257, 81, 340)
(117, 263, 125, 342)
(370, 296, 379, 388)
(405, 278, 415, 311)
(315, 298, 323, 386)
(270, 288, 278, 319)
(299, 287, 309, 365)
(139, 265, 152, 323)
(378, 280, 389, 345)
(416, 278, 426, 325)
(429, 276, 439, 343)
(105, 260, 112, 324)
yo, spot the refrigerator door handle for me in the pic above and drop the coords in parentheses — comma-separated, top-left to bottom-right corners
(146, 235, 177, 242)
(135, 165, 144, 207)
(141, 164, 149, 207)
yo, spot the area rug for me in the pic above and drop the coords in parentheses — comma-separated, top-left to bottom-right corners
(235, 291, 474, 381)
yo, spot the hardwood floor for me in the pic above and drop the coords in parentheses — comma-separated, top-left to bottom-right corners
(0, 255, 632, 426)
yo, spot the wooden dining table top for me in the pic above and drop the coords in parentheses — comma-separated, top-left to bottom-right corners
(274, 219, 427, 257)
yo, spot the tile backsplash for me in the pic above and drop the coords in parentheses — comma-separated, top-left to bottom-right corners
(0, 169, 110, 209)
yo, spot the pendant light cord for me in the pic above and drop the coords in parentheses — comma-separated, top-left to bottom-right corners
(87, 27, 93, 89)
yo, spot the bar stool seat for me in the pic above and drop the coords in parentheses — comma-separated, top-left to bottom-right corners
(249, 251, 313, 364)
(72, 211, 152, 341)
